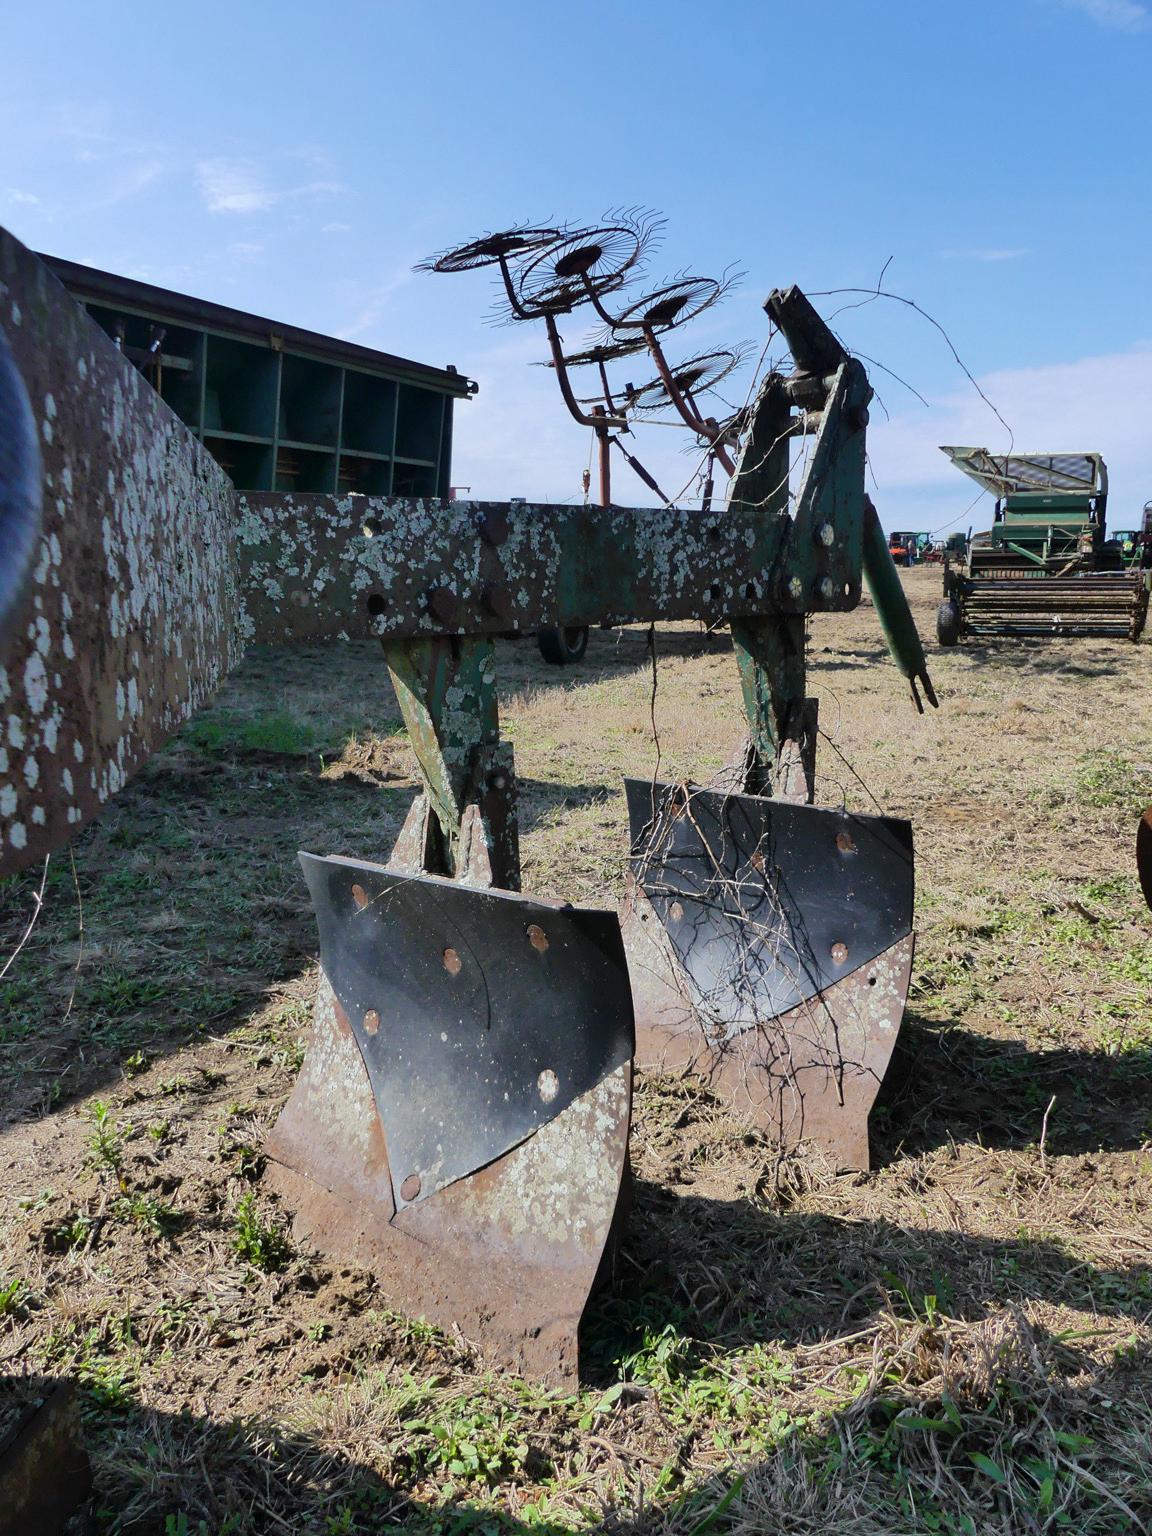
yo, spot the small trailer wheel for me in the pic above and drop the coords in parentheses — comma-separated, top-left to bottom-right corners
(936, 599, 961, 647)
(537, 626, 589, 666)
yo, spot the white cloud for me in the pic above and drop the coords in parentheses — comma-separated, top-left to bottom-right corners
(195, 157, 343, 215)
(227, 241, 264, 259)
(941, 247, 1029, 263)
(4, 189, 41, 207)
(867, 346, 1152, 532)
(1055, 0, 1150, 30)
(196, 159, 276, 213)
(336, 266, 418, 341)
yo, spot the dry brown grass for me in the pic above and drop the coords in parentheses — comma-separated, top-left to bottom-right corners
(2, 569, 1151, 1533)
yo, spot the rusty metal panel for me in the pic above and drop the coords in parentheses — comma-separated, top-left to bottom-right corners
(619, 778, 915, 1171)
(0, 226, 241, 877)
(0, 1379, 92, 1536)
(265, 972, 632, 1385)
(622, 877, 912, 1172)
(236, 487, 863, 645)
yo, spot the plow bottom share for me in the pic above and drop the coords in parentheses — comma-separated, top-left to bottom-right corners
(264, 857, 634, 1382)
(1, 219, 940, 1383)
(620, 782, 914, 1170)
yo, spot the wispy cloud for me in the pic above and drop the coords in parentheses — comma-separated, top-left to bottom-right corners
(866, 346, 1152, 532)
(92, 159, 165, 209)
(1054, 0, 1150, 31)
(3, 188, 41, 207)
(942, 247, 1029, 263)
(195, 157, 343, 215)
(336, 266, 418, 341)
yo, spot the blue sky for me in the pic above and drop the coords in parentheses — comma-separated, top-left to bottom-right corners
(3, 0, 1150, 531)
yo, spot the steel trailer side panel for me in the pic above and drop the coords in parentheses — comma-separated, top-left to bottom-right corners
(0, 226, 241, 877)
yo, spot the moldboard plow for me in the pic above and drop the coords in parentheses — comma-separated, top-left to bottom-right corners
(2, 217, 937, 1382)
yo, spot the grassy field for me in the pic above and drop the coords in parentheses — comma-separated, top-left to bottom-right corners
(2, 567, 1151, 1534)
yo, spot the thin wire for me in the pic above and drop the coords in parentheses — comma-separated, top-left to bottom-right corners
(805, 282, 1015, 449)
(646, 623, 662, 781)
(816, 727, 885, 816)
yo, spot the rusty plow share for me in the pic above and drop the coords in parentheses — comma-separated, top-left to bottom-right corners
(264, 853, 634, 1382)
(621, 781, 914, 1170)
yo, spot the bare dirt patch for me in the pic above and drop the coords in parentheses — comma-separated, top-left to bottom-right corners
(2, 569, 1151, 1532)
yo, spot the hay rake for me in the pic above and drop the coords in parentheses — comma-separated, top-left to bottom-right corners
(2, 220, 936, 1381)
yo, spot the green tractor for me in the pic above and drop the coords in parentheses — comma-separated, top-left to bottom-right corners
(936, 448, 1149, 645)
(1109, 502, 1152, 568)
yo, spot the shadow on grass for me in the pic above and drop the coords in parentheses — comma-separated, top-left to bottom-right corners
(873, 1010, 1152, 1159)
(12, 1259, 1151, 1534)
(952, 638, 1136, 679)
(587, 1179, 1152, 1375)
(498, 623, 733, 689)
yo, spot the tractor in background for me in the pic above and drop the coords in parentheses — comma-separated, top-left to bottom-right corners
(888, 529, 932, 566)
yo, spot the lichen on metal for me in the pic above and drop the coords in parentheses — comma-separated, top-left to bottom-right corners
(0, 227, 240, 875)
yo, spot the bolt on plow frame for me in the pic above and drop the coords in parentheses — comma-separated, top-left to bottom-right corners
(1, 223, 937, 1383)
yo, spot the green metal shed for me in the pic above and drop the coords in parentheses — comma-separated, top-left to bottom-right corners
(41, 253, 475, 498)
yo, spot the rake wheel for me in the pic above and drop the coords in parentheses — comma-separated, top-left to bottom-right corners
(515, 212, 660, 318)
(416, 225, 566, 274)
(609, 274, 732, 335)
(625, 347, 749, 414)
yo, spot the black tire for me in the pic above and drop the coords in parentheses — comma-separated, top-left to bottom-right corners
(936, 599, 961, 647)
(537, 625, 589, 666)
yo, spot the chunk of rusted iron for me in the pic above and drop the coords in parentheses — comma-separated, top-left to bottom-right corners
(1138, 807, 1152, 912)
(620, 779, 914, 1170)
